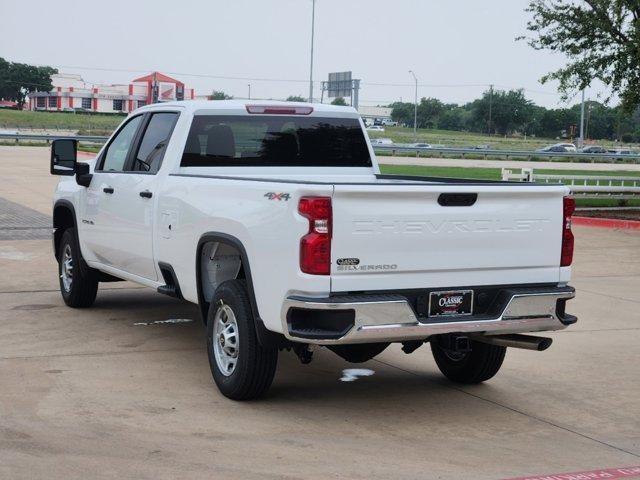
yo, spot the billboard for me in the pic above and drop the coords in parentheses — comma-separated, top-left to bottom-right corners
(158, 82, 176, 102)
(327, 71, 352, 98)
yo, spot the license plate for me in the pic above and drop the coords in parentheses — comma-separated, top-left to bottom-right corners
(428, 290, 474, 317)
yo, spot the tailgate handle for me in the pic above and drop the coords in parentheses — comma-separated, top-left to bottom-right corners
(438, 193, 477, 207)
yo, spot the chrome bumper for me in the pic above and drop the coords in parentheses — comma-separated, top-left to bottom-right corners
(281, 286, 576, 345)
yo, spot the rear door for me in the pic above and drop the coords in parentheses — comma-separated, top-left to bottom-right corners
(330, 182, 567, 292)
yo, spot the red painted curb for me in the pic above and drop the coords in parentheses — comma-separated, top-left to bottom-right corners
(574, 216, 640, 230)
(503, 465, 640, 480)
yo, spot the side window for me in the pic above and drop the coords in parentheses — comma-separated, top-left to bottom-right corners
(100, 115, 143, 172)
(130, 113, 179, 173)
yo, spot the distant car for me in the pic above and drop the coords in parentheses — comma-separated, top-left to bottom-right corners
(609, 148, 634, 155)
(370, 138, 393, 145)
(556, 143, 577, 152)
(536, 143, 576, 153)
(408, 143, 431, 148)
(579, 145, 607, 154)
(366, 125, 385, 132)
(536, 145, 566, 153)
(381, 119, 399, 127)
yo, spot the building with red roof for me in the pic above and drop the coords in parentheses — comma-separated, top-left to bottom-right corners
(27, 72, 195, 113)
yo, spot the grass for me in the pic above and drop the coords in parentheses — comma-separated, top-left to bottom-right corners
(378, 164, 640, 208)
(0, 109, 124, 134)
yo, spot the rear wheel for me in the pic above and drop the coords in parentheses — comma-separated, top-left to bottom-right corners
(58, 228, 98, 308)
(430, 337, 506, 384)
(206, 280, 278, 400)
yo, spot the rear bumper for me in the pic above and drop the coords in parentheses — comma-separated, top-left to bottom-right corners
(281, 286, 576, 345)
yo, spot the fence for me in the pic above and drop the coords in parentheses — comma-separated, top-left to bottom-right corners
(501, 168, 640, 199)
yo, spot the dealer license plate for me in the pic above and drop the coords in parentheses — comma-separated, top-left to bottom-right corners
(428, 290, 474, 317)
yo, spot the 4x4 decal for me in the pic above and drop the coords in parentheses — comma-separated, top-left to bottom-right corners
(264, 192, 291, 201)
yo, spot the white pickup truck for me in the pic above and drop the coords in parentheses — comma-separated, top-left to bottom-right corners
(50, 100, 577, 400)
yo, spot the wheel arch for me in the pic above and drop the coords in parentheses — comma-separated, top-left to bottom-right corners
(196, 232, 287, 348)
(53, 200, 77, 261)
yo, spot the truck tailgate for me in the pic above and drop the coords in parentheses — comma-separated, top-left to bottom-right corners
(330, 183, 567, 292)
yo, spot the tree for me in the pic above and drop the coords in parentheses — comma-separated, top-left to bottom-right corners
(331, 97, 347, 106)
(416, 97, 445, 128)
(0, 58, 57, 109)
(438, 106, 468, 131)
(390, 101, 414, 125)
(469, 89, 535, 135)
(520, 1, 640, 111)
(286, 95, 306, 102)
(209, 90, 233, 100)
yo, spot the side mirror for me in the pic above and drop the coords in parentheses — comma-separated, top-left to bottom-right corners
(50, 139, 77, 176)
(75, 162, 93, 188)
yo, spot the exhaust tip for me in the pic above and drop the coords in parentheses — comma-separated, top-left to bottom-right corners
(537, 337, 553, 351)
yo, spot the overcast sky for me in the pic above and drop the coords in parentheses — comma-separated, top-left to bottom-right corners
(1, 0, 608, 108)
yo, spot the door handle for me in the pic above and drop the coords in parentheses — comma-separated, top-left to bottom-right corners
(103, 187, 114, 194)
(139, 190, 153, 199)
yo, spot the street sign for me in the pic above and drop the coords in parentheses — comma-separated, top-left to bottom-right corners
(327, 71, 352, 98)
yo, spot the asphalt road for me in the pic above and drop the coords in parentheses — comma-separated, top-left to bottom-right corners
(1, 146, 639, 479)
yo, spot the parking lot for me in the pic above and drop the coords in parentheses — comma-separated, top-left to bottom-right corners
(1, 145, 639, 479)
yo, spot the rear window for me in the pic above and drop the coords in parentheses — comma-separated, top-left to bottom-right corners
(181, 115, 371, 167)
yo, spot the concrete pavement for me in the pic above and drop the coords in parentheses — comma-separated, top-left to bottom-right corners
(1, 146, 639, 479)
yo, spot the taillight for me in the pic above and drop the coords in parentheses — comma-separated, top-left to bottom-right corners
(299, 197, 332, 275)
(561, 196, 575, 266)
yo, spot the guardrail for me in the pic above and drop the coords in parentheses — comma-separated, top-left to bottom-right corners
(501, 168, 640, 199)
(0, 133, 109, 143)
(373, 143, 640, 162)
(2, 132, 640, 164)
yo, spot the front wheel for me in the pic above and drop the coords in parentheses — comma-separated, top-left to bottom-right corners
(206, 280, 278, 400)
(58, 228, 98, 308)
(430, 337, 506, 384)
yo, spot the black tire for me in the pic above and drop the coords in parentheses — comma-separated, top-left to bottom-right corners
(206, 280, 278, 400)
(58, 228, 98, 308)
(430, 337, 506, 384)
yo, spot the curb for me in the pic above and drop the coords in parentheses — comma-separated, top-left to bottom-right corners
(574, 216, 640, 230)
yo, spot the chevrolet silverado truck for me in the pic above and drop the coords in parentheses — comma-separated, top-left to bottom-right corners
(50, 100, 577, 400)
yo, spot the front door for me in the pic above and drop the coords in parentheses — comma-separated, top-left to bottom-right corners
(83, 111, 180, 281)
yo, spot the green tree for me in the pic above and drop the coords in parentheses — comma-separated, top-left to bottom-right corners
(286, 95, 306, 102)
(209, 90, 233, 100)
(470, 89, 535, 135)
(416, 97, 445, 128)
(437, 106, 468, 131)
(390, 101, 414, 125)
(520, 0, 640, 111)
(331, 97, 347, 106)
(0, 58, 57, 109)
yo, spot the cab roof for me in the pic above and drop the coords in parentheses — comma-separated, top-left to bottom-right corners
(135, 99, 360, 117)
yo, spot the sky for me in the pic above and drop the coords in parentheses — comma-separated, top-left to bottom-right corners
(0, 0, 609, 108)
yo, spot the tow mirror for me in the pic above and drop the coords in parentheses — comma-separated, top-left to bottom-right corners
(50, 139, 77, 176)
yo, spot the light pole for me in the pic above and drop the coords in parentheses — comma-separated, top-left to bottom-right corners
(408, 70, 418, 141)
(309, 0, 316, 103)
(488, 84, 493, 135)
(247, 84, 251, 100)
(578, 89, 585, 148)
